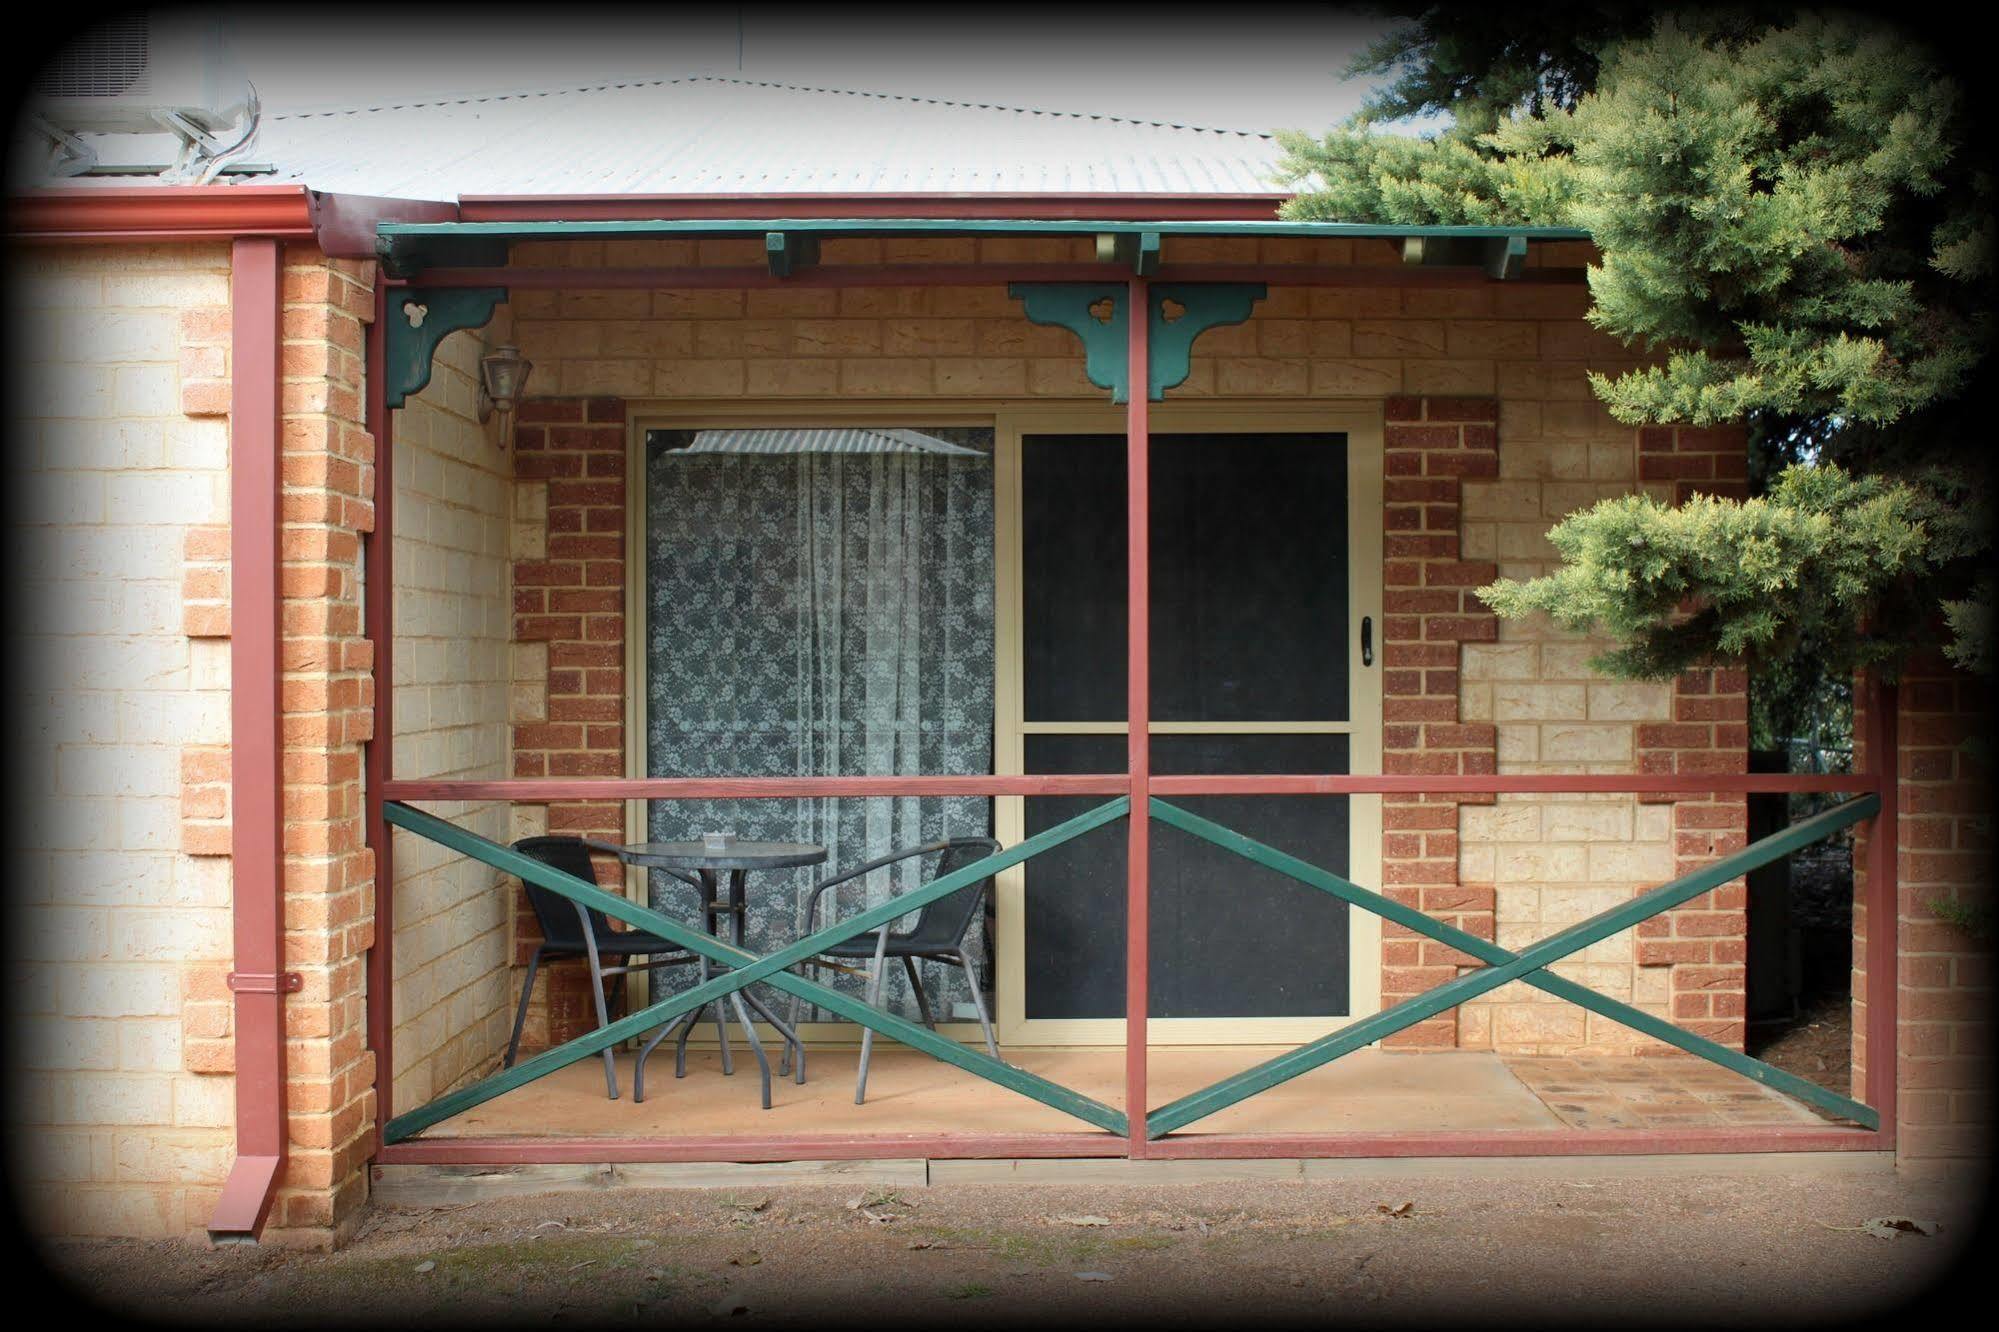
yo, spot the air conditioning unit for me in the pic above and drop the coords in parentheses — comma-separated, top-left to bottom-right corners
(28, 14, 259, 181)
(33, 14, 248, 134)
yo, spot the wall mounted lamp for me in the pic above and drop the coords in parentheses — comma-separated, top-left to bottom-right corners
(477, 344, 534, 447)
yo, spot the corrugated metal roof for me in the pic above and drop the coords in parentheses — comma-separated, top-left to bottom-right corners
(245, 76, 1286, 201)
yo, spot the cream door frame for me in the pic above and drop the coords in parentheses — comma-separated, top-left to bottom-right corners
(621, 398, 1384, 1049)
(993, 400, 1384, 1047)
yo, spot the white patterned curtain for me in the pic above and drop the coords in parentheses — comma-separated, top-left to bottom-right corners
(645, 428, 994, 1021)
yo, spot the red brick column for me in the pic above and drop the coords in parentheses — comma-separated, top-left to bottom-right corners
(1379, 396, 1500, 1047)
(1856, 653, 1993, 1159)
(511, 397, 629, 1046)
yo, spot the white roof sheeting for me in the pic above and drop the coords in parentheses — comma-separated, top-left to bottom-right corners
(244, 76, 1287, 201)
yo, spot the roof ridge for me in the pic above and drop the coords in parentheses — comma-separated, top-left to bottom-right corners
(268, 72, 1274, 139)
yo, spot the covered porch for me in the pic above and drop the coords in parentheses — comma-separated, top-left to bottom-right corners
(364, 213, 1894, 1176)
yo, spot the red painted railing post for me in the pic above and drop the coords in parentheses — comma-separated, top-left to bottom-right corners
(1864, 673, 1899, 1145)
(1125, 278, 1151, 1159)
(208, 236, 287, 1239)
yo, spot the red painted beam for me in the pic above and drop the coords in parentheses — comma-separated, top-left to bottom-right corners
(208, 237, 288, 1241)
(396, 263, 1588, 291)
(1146, 773, 1875, 796)
(455, 193, 1294, 223)
(1145, 1126, 1889, 1159)
(8, 185, 319, 244)
(1125, 277, 1152, 1160)
(383, 775, 1130, 801)
(374, 1132, 1127, 1165)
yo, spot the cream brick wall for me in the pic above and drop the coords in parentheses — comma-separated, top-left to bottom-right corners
(1457, 438, 1681, 1053)
(6, 243, 237, 1238)
(388, 328, 514, 1110)
(501, 234, 1689, 1056)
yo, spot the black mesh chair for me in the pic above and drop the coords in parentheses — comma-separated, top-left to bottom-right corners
(782, 837, 1002, 1104)
(504, 835, 700, 1100)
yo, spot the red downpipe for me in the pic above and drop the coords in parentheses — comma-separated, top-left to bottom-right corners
(207, 237, 289, 1241)
(363, 281, 397, 1150)
(1124, 279, 1151, 1157)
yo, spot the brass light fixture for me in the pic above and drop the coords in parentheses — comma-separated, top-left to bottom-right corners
(478, 344, 533, 447)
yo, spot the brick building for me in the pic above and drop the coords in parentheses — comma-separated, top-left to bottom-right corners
(5, 78, 1987, 1246)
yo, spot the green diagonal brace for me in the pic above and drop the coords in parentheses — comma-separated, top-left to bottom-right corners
(381, 797, 1131, 1142)
(1144, 793, 1880, 1138)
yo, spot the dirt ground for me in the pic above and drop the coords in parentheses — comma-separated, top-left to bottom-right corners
(35, 1164, 1987, 1327)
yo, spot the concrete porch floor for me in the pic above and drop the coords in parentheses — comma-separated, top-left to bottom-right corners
(418, 1046, 1834, 1140)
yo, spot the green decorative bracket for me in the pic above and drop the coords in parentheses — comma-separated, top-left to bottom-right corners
(1008, 282, 1266, 402)
(1009, 281, 1130, 398)
(384, 286, 507, 408)
(1147, 283, 1265, 398)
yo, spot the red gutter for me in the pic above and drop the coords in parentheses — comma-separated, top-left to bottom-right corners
(207, 237, 291, 1241)
(7, 185, 319, 243)
(457, 192, 1291, 223)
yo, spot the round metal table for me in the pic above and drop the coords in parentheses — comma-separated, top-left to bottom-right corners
(615, 840, 827, 1108)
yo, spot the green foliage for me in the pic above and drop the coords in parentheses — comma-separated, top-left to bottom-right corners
(1281, 13, 1995, 680)
(1477, 464, 1988, 682)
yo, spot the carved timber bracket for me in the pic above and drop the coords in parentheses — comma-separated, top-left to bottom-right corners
(1007, 282, 1266, 401)
(384, 286, 508, 407)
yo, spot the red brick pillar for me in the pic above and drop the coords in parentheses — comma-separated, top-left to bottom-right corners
(1856, 653, 1994, 1159)
(511, 397, 629, 1046)
(1380, 396, 1500, 1047)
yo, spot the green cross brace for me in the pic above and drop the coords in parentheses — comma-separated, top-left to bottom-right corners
(1144, 793, 1880, 1138)
(380, 797, 1131, 1142)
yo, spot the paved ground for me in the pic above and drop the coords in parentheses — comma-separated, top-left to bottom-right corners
(35, 1164, 1982, 1325)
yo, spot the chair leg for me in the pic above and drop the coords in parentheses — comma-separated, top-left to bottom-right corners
(504, 946, 543, 1069)
(855, 927, 891, 1105)
(954, 951, 1000, 1059)
(901, 956, 936, 1029)
(780, 962, 810, 1078)
(575, 907, 619, 1100)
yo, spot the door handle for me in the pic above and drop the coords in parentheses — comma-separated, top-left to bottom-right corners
(1361, 616, 1373, 667)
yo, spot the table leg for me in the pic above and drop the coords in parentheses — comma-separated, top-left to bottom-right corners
(729, 868, 805, 1085)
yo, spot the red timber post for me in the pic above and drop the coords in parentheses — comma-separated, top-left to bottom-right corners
(1863, 673, 1900, 1143)
(208, 237, 290, 1239)
(363, 282, 395, 1148)
(1125, 278, 1151, 1157)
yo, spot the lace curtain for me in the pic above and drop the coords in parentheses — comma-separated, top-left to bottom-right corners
(644, 428, 995, 1022)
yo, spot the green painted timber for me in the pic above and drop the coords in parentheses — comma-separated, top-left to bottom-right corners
(1148, 283, 1265, 399)
(380, 796, 1131, 1141)
(383, 286, 506, 407)
(1009, 282, 1129, 398)
(376, 218, 1591, 276)
(1143, 793, 1881, 1138)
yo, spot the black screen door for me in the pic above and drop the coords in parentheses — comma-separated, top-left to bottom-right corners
(1018, 432, 1356, 1022)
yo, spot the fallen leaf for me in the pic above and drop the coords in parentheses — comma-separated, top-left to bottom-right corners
(1376, 1202, 1414, 1218)
(1863, 1216, 1939, 1239)
(1054, 1215, 1112, 1227)
(413, 1260, 436, 1274)
(907, 1240, 945, 1250)
(728, 1252, 762, 1267)
(726, 1198, 770, 1213)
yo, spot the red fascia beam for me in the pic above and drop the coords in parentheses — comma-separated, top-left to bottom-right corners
(397, 263, 1588, 291)
(455, 192, 1293, 223)
(7, 185, 319, 244)
(208, 236, 288, 1242)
